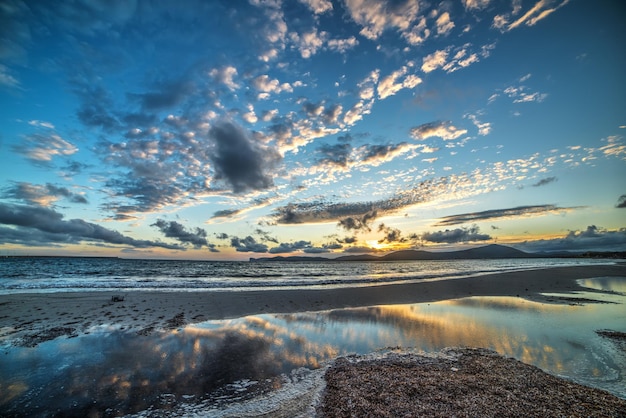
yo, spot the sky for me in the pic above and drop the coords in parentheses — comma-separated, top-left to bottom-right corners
(0, 0, 625, 260)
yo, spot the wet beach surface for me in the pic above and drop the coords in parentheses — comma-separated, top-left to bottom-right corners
(1, 273, 625, 416)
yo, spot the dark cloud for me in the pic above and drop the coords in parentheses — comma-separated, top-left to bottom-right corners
(212, 209, 242, 219)
(230, 236, 268, 253)
(377, 223, 405, 243)
(215, 232, 229, 240)
(302, 101, 324, 118)
(516, 225, 626, 252)
(422, 226, 491, 243)
(129, 79, 194, 111)
(75, 85, 121, 131)
(272, 178, 443, 227)
(616, 195, 626, 208)
(0, 203, 182, 250)
(151, 219, 217, 251)
(322, 104, 343, 124)
(269, 240, 313, 254)
(60, 160, 90, 178)
(209, 121, 282, 194)
(338, 211, 378, 232)
(532, 176, 557, 187)
(254, 228, 278, 243)
(316, 142, 352, 167)
(3, 182, 87, 205)
(436, 204, 583, 226)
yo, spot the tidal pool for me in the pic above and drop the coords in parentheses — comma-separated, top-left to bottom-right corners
(1, 278, 625, 416)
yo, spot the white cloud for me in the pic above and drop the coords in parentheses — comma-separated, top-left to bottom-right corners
(327, 36, 359, 53)
(411, 121, 468, 141)
(377, 67, 422, 100)
(259, 48, 279, 62)
(463, 0, 491, 10)
(242, 104, 258, 124)
(344, 0, 420, 41)
(343, 101, 365, 126)
(494, 0, 569, 32)
(208, 66, 239, 91)
(16, 133, 79, 162)
(465, 113, 492, 136)
(403, 16, 430, 45)
(435, 12, 455, 36)
(28, 120, 55, 129)
(421, 49, 448, 73)
(252, 75, 293, 98)
(291, 29, 327, 58)
(298, 0, 333, 14)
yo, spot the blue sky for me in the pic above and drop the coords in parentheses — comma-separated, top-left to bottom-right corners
(1, 0, 625, 259)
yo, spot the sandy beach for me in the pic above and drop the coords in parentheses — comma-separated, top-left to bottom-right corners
(1, 264, 624, 346)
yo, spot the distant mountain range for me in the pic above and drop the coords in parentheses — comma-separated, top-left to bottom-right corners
(249, 244, 625, 262)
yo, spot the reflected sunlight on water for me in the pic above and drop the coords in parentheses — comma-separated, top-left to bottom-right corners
(1, 280, 625, 416)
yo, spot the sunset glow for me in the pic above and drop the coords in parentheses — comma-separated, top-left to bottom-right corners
(0, 0, 624, 259)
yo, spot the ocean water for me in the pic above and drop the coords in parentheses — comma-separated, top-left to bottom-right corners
(0, 256, 617, 294)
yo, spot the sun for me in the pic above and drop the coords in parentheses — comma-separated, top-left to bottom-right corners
(366, 240, 386, 250)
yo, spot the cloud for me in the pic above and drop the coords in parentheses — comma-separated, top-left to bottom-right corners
(0, 64, 20, 89)
(410, 121, 468, 141)
(290, 28, 326, 58)
(0, 203, 181, 250)
(422, 225, 491, 243)
(269, 240, 313, 254)
(532, 176, 557, 187)
(421, 49, 448, 73)
(151, 219, 217, 251)
(343, 0, 421, 41)
(326, 36, 359, 53)
(465, 113, 492, 136)
(3, 182, 88, 206)
(436, 204, 581, 226)
(272, 177, 456, 227)
(211, 209, 243, 219)
(298, 0, 333, 14)
(230, 236, 268, 253)
(209, 66, 240, 91)
(315, 142, 353, 169)
(338, 211, 378, 232)
(517, 225, 626, 252)
(463, 0, 491, 10)
(377, 223, 405, 243)
(252, 75, 293, 98)
(377, 66, 422, 100)
(13, 133, 78, 164)
(494, 0, 569, 32)
(435, 12, 455, 36)
(209, 121, 282, 193)
(616, 195, 626, 209)
(130, 78, 193, 111)
(28, 120, 55, 129)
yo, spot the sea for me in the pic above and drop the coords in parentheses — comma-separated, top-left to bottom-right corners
(1, 257, 625, 416)
(0, 256, 618, 294)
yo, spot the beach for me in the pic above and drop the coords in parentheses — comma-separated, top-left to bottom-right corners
(2, 263, 626, 416)
(1, 264, 624, 346)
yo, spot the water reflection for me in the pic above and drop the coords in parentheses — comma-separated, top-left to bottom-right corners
(578, 276, 626, 293)
(1, 286, 625, 416)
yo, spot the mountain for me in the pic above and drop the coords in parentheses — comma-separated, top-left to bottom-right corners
(250, 244, 534, 262)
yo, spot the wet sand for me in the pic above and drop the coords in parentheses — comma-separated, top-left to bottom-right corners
(1, 264, 624, 346)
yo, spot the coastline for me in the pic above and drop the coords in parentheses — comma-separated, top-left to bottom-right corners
(1, 264, 624, 346)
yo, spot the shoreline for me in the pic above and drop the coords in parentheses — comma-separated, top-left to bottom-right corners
(1, 264, 625, 346)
